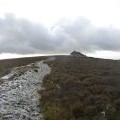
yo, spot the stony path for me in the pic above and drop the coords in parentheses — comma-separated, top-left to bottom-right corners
(0, 60, 51, 120)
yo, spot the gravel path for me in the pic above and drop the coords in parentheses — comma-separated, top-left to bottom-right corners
(0, 60, 51, 120)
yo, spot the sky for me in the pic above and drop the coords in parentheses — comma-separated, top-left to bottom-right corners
(0, 0, 120, 59)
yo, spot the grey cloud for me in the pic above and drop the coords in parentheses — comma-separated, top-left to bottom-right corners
(0, 14, 120, 54)
(0, 14, 55, 54)
(54, 17, 120, 52)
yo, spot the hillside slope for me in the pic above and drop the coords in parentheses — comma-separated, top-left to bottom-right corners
(0, 55, 120, 120)
(41, 56, 120, 120)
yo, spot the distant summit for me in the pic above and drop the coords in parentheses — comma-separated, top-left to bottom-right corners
(70, 51, 86, 57)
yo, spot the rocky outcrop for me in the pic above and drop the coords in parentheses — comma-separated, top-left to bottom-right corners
(70, 51, 86, 57)
(0, 59, 52, 120)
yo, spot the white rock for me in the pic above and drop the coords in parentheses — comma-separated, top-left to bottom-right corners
(0, 58, 52, 120)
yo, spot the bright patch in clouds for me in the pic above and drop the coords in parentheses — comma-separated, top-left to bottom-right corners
(0, 0, 120, 28)
(87, 51, 120, 60)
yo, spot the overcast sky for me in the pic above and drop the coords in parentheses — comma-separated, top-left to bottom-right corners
(0, 0, 120, 59)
